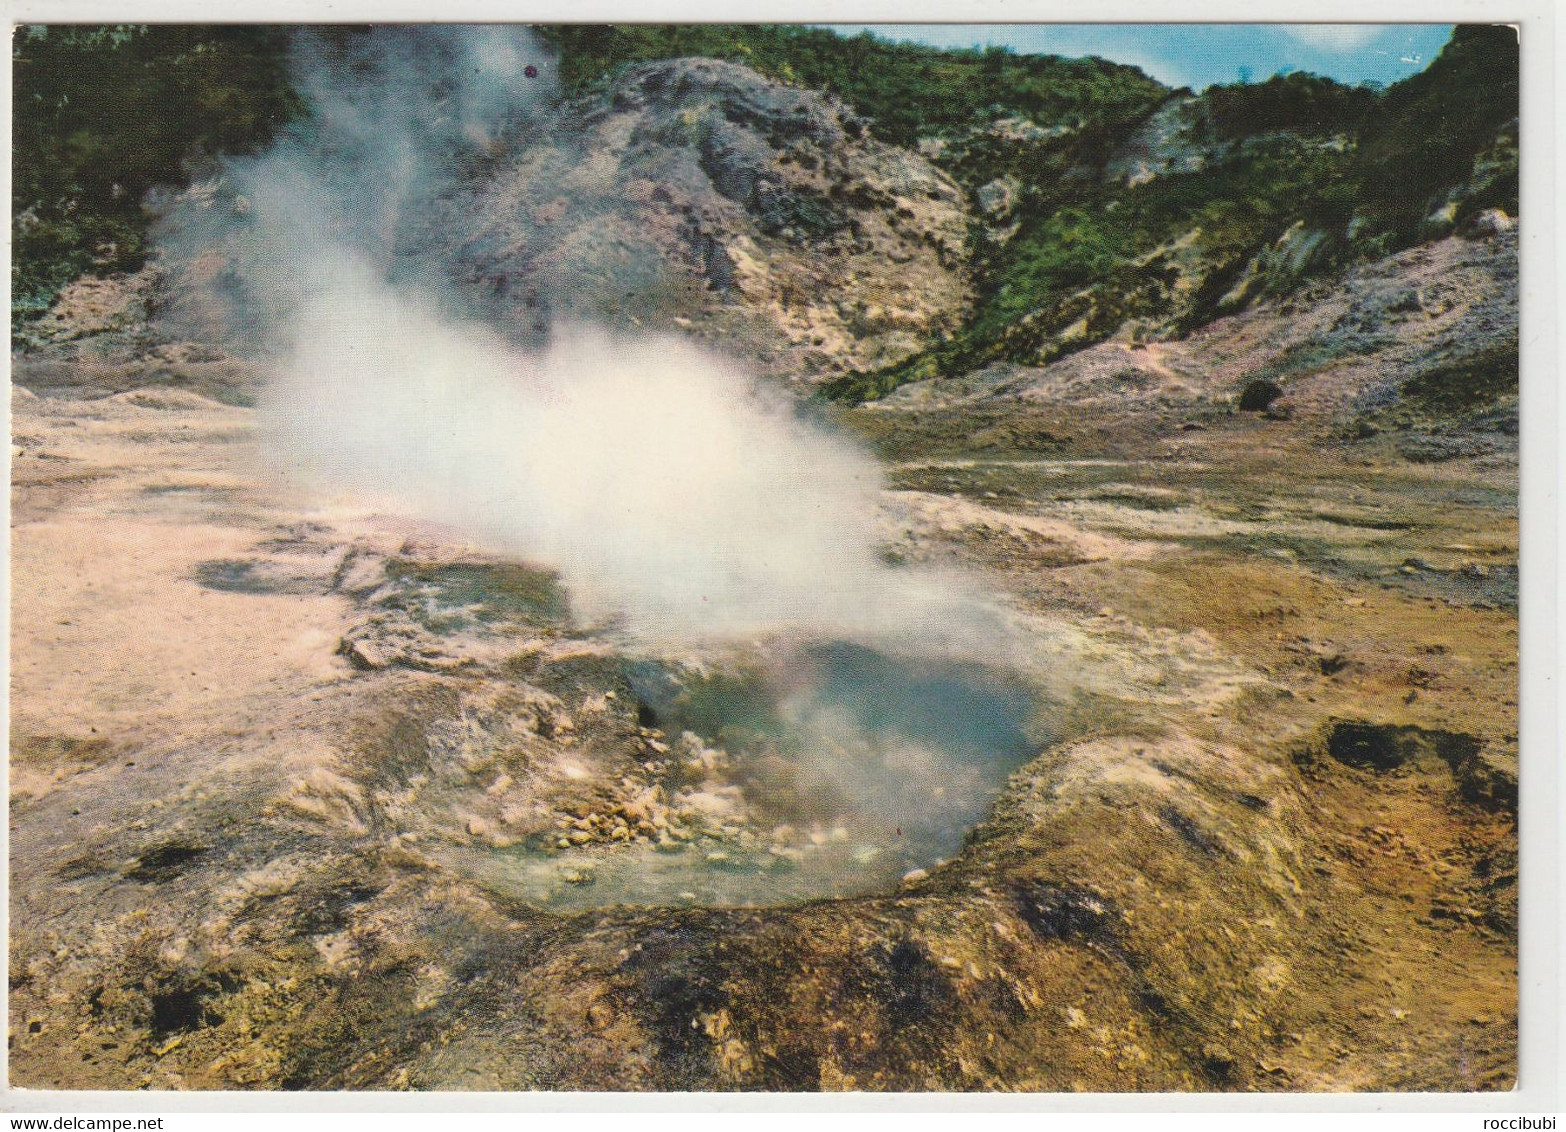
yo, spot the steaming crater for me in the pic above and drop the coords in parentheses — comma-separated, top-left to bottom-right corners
(155, 26, 1057, 909)
(442, 637, 1054, 910)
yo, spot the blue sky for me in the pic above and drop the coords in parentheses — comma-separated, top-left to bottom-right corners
(824, 24, 1456, 91)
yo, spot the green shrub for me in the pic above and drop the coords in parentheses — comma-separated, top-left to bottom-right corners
(12, 25, 299, 324)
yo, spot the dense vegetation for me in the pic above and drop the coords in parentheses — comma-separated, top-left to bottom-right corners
(12, 22, 1517, 393)
(823, 25, 1519, 401)
(1355, 25, 1520, 247)
(1204, 71, 1378, 140)
(12, 25, 299, 319)
(543, 25, 1169, 148)
(10, 23, 1167, 326)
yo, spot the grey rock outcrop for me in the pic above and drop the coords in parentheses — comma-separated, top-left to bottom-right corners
(455, 58, 975, 378)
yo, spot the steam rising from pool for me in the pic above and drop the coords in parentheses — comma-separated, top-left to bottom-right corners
(468, 641, 1055, 909)
(157, 26, 1050, 906)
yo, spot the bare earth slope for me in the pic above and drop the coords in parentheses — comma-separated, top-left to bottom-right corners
(20, 59, 975, 387)
(454, 58, 973, 378)
(9, 227, 1516, 1090)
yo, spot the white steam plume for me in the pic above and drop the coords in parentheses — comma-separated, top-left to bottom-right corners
(164, 26, 999, 648)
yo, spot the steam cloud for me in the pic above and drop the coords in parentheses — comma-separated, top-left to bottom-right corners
(160, 26, 998, 648)
(150, 26, 1052, 901)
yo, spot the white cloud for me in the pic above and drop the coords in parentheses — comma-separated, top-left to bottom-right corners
(1283, 25, 1386, 52)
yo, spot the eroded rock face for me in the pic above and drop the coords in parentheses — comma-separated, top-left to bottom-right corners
(454, 58, 975, 378)
(1103, 97, 1212, 188)
(25, 58, 973, 387)
(878, 228, 1519, 459)
(11, 267, 164, 360)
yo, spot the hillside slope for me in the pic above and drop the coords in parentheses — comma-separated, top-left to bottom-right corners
(15, 24, 1518, 397)
(825, 24, 1518, 400)
(452, 57, 974, 376)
